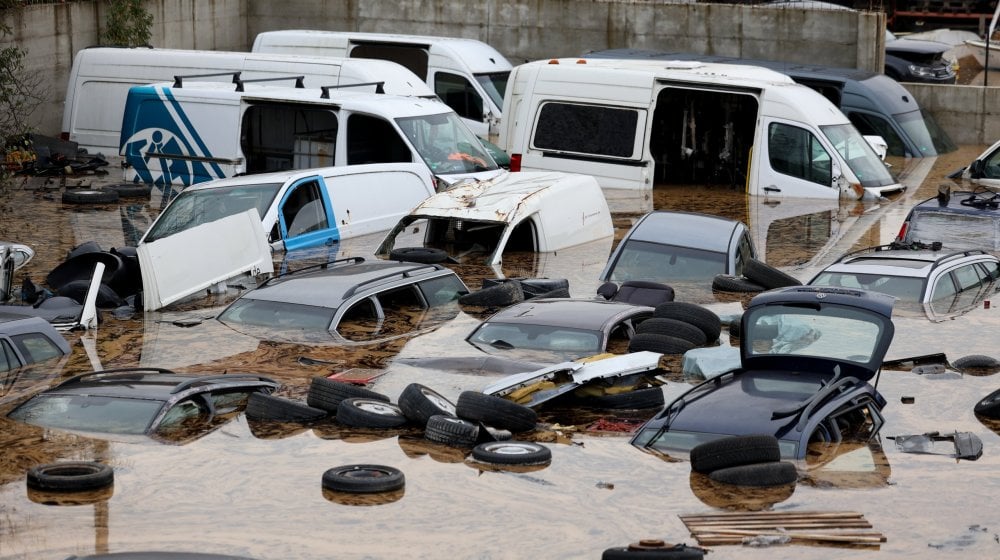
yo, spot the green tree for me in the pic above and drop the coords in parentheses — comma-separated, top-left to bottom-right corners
(102, 0, 153, 47)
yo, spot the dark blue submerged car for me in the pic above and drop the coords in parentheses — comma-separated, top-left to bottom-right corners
(631, 286, 895, 460)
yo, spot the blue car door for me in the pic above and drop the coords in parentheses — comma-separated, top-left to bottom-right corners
(277, 176, 339, 251)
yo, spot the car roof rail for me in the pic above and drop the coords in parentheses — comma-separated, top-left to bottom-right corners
(170, 373, 278, 394)
(260, 256, 367, 287)
(321, 81, 385, 98)
(235, 75, 305, 91)
(928, 249, 991, 274)
(58, 367, 176, 386)
(341, 264, 443, 299)
(836, 240, 943, 263)
(172, 72, 242, 88)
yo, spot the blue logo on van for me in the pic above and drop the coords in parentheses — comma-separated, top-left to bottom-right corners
(120, 86, 227, 187)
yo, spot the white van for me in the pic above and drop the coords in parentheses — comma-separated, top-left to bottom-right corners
(251, 30, 512, 139)
(118, 79, 501, 188)
(499, 58, 905, 200)
(61, 46, 435, 154)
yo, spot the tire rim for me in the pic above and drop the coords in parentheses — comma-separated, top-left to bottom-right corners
(422, 389, 456, 414)
(355, 400, 401, 416)
(480, 442, 539, 455)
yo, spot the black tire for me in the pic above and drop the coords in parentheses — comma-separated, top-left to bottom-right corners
(712, 274, 765, 293)
(602, 543, 705, 559)
(61, 188, 119, 204)
(708, 461, 799, 487)
(728, 316, 742, 339)
(425, 414, 480, 446)
(578, 386, 665, 410)
(456, 391, 537, 433)
(530, 287, 571, 299)
(56, 280, 124, 308)
(398, 383, 456, 427)
(627, 333, 695, 355)
(321, 464, 405, 493)
(471, 441, 551, 466)
(306, 377, 389, 413)
(652, 302, 721, 342)
(636, 317, 707, 346)
(689, 434, 781, 474)
(336, 398, 409, 429)
(245, 392, 327, 422)
(389, 246, 449, 264)
(974, 387, 1000, 419)
(458, 281, 524, 307)
(46, 251, 126, 293)
(952, 354, 1000, 371)
(743, 258, 801, 290)
(105, 182, 152, 198)
(26, 461, 114, 492)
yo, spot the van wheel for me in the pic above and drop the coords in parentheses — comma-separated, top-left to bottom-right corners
(389, 247, 449, 264)
(62, 188, 119, 204)
(27, 461, 114, 492)
(743, 259, 801, 289)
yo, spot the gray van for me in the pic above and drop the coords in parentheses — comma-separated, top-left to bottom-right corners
(583, 49, 956, 159)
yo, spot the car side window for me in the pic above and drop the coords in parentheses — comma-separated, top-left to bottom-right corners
(434, 72, 484, 121)
(931, 273, 958, 301)
(768, 123, 832, 186)
(0, 339, 22, 373)
(983, 146, 1000, 179)
(417, 275, 467, 306)
(979, 260, 1000, 281)
(533, 102, 640, 158)
(735, 232, 754, 275)
(11, 333, 62, 364)
(952, 263, 987, 292)
(347, 114, 413, 165)
(847, 112, 905, 158)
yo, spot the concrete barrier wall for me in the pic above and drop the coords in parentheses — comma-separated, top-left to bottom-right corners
(1, 0, 995, 148)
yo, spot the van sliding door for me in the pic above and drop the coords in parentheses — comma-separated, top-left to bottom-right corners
(241, 102, 338, 174)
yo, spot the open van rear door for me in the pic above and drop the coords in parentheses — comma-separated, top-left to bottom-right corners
(138, 209, 273, 311)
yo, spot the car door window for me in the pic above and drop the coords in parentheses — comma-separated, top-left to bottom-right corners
(847, 111, 905, 157)
(12, 333, 64, 364)
(768, 123, 832, 186)
(983, 145, 1000, 179)
(347, 114, 412, 165)
(931, 272, 958, 302)
(281, 180, 328, 238)
(435, 72, 484, 121)
(417, 275, 467, 307)
(0, 339, 22, 373)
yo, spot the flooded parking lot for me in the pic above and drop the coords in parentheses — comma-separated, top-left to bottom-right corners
(1, 147, 999, 559)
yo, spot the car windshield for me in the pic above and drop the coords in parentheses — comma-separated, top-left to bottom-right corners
(395, 112, 499, 175)
(894, 108, 957, 156)
(821, 124, 896, 188)
(474, 71, 510, 110)
(218, 299, 335, 331)
(144, 183, 281, 243)
(9, 394, 164, 435)
(743, 302, 888, 363)
(468, 322, 602, 354)
(810, 271, 924, 301)
(608, 240, 726, 282)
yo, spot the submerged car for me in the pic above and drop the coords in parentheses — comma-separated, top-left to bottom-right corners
(630, 286, 895, 460)
(884, 29, 958, 85)
(466, 298, 654, 360)
(7, 368, 279, 442)
(599, 211, 757, 285)
(896, 189, 1000, 252)
(0, 314, 71, 374)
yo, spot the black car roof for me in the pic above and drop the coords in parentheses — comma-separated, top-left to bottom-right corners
(44, 369, 279, 399)
(747, 285, 895, 319)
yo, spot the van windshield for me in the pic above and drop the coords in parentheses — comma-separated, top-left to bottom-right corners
(895, 108, 957, 157)
(821, 124, 897, 188)
(144, 183, 281, 243)
(475, 71, 510, 110)
(396, 112, 499, 175)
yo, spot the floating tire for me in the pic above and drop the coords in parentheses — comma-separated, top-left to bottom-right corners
(398, 383, 456, 427)
(712, 274, 766, 293)
(708, 461, 799, 487)
(425, 414, 480, 446)
(627, 333, 695, 355)
(689, 434, 782, 474)
(636, 318, 707, 347)
(531, 286, 571, 299)
(245, 392, 327, 422)
(602, 541, 706, 559)
(62, 188, 120, 205)
(56, 280, 124, 308)
(456, 391, 537, 433)
(458, 281, 524, 307)
(471, 441, 551, 466)
(952, 354, 1000, 373)
(306, 377, 390, 413)
(652, 302, 721, 342)
(26, 461, 114, 492)
(105, 182, 152, 198)
(321, 464, 405, 494)
(389, 246, 449, 264)
(974, 387, 1000, 419)
(336, 398, 409, 429)
(743, 258, 801, 290)
(578, 386, 665, 410)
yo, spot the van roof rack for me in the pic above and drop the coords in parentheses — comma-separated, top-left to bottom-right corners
(235, 75, 305, 91)
(321, 81, 385, 98)
(173, 71, 242, 88)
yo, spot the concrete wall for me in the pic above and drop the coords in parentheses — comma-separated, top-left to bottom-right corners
(907, 83, 1000, 145)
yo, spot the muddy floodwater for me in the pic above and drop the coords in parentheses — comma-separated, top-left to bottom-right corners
(1, 147, 999, 560)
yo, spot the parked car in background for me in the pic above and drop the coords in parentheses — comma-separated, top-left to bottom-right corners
(466, 298, 654, 360)
(217, 257, 469, 344)
(884, 29, 958, 84)
(599, 211, 756, 285)
(954, 139, 1000, 192)
(630, 286, 896, 460)
(0, 314, 71, 374)
(7, 369, 280, 443)
(896, 188, 1000, 252)
(808, 244, 999, 319)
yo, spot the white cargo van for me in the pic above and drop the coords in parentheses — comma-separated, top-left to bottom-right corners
(499, 58, 905, 200)
(118, 78, 501, 188)
(62, 46, 435, 154)
(251, 30, 512, 139)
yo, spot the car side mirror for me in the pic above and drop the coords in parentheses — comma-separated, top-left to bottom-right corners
(969, 159, 986, 178)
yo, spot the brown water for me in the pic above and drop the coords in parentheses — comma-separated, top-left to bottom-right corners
(1, 148, 999, 559)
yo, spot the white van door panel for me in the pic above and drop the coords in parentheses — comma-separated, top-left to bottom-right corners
(756, 118, 840, 199)
(138, 209, 273, 311)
